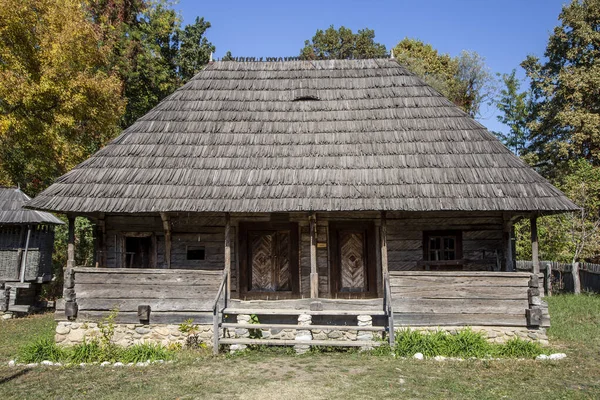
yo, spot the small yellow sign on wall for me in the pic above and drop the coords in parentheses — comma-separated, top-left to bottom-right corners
(317, 242, 327, 248)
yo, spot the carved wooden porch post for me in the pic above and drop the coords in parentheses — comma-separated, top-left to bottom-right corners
(309, 214, 318, 299)
(530, 215, 540, 275)
(224, 213, 231, 296)
(160, 213, 172, 269)
(380, 211, 389, 278)
(67, 215, 76, 269)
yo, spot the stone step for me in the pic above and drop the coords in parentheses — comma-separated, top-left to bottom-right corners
(221, 323, 386, 331)
(219, 338, 381, 347)
(223, 308, 386, 316)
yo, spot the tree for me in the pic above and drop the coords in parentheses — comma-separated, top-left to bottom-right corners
(221, 51, 234, 61)
(177, 17, 215, 81)
(494, 70, 530, 155)
(300, 25, 387, 60)
(0, 0, 125, 194)
(522, 0, 600, 176)
(392, 38, 495, 117)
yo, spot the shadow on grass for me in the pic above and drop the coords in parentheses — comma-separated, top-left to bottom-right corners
(0, 369, 31, 385)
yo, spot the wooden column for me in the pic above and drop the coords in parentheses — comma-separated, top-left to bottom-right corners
(160, 213, 172, 269)
(530, 216, 540, 275)
(503, 216, 514, 272)
(97, 215, 106, 268)
(309, 214, 318, 299)
(224, 213, 231, 295)
(67, 215, 76, 269)
(380, 212, 389, 278)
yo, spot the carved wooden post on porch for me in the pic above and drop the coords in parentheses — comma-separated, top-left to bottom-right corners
(380, 212, 389, 278)
(67, 215, 76, 269)
(503, 215, 514, 272)
(530, 215, 540, 275)
(309, 214, 318, 299)
(95, 214, 106, 268)
(160, 213, 172, 269)
(224, 213, 231, 296)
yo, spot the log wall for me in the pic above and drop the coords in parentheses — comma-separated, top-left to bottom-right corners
(61, 267, 222, 324)
(389, 271, 550, 327)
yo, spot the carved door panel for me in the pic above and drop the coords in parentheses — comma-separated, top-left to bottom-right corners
(249, 231, 291, 292)
(330, 222, 376, 297)
(339, 231, 367, 292)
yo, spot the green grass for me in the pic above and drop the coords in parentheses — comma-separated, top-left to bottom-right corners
(0, 313, 55, 362)
(0, 294, 599, 399)
(385, 328, 548, 359)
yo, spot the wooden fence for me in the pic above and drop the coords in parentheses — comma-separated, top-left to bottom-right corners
(388, 271, 548, 327)
(57, 267, 223, 324)
(516, 261, 600, 294)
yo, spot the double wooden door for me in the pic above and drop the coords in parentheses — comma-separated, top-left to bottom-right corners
(239, 223, 299, 298)
(330, 222, 376, 297)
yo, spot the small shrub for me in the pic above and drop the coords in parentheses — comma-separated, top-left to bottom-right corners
(121, 343, 173, 363)
(69, 339, 122, 363)
(18, 337, 67, 363)
(179, 319, 202, 349)
(389, 328, 548, 359)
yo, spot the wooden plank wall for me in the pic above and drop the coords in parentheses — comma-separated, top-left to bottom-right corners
(386, 212, 504, 271)
(68, 267, 222, 324)
(389, 271, 547, 327)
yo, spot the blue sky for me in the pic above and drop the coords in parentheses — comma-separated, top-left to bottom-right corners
(176, 0, 569, 133)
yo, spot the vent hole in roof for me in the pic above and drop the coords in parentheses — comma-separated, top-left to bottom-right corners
(292, 88, 320, 101)
(293, 95, 320, 101)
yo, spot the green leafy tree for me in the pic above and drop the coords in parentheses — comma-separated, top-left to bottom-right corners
(392, 39, 495, 117)
(522, 0, 600, 176)
(515, 160, 600, 263)
(0, 0, 125, 194)
(222, 51, 234, 61)
(494, 70, 530, 155)
(177, 17, 215, 81)
(300, 25, 387, 60)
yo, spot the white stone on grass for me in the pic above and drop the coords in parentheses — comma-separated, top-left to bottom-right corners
(535, 354, 549, 361)
(79, 363, 86, 367)
(549, 353, 567, 360)
(113, 362, 124, 367)
(26, 363, 38, 367)
(41, 360, 53, 366)
(100, 361, 111, 367)
(413, 353, 424, 360)
(8, 360, 15, 367)
(433, 356, 446, 361)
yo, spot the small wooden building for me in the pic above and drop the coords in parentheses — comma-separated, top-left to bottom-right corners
(0, 187, 63, 314)
(28, 58, 577, 351)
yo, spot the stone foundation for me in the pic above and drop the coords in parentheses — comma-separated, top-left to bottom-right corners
(395, 326, 549, 346)
(55, 322, 215, 347)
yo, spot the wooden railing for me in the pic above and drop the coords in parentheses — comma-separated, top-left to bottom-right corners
(388, 271, 547, 328)
(58, 267, 223, 324)
(212, 271, 228, 354)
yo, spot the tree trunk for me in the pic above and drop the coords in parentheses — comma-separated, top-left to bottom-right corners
(572, 261, 581, 294)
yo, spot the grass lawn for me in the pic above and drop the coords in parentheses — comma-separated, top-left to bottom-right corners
(1, 294, 599, 399)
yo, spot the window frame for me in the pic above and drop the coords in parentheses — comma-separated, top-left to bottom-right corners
(422, 230, 463, 265)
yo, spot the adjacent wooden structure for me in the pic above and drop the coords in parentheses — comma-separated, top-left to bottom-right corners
(0, 187, 63, 313)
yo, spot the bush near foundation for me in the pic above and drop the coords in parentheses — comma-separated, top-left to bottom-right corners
(382, 328, 549, 359)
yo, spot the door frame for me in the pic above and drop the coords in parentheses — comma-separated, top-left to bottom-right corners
(238, 222, 300, 299)
(329, 221, 377, 298)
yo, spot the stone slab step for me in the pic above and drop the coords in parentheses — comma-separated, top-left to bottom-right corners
(221, 323, 386, 332)
(223, 308, 386, 316)
(219, 338, 381, 347)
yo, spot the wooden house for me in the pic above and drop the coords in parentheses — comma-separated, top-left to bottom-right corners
(28, 58, 577, 351)
(0, 187, 63, 315)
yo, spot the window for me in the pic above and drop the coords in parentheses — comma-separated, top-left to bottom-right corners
(424, 231, 462, 261)
(186, 246, 205, 261)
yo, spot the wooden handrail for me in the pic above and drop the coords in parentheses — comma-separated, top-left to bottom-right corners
(212, 271, 228, 355)
(383, 273, 395, 347)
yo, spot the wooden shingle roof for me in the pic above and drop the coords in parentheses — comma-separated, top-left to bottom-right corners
(0, 187, 63, 224)
(28, 59, 577, 214)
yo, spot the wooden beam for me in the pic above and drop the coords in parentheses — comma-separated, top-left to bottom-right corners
(572, 261, 581, 294)
(160, 213, 172, 269)
(530, 216, 540, 275)
(96, 215, 106, 268)
(380, 211, 389, 278)
(224, 213, 231, 296)
(67, 216, 76, 269)
(309, 214, 318, 299)
(503, 215, 514, 272)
